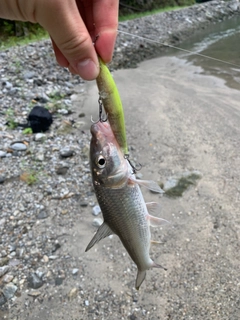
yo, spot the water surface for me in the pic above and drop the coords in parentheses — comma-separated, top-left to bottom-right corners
(168, 16, 240, 90)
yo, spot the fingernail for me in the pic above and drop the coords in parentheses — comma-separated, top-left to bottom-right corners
(77, 59, 99, 80)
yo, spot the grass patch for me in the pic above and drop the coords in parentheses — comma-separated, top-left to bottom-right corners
(20, 171, 38, 185)
(0, 22, 48, 51)
(119, 6, 188, 21)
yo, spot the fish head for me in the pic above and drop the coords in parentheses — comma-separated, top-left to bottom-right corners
(90, 121, 128, 187)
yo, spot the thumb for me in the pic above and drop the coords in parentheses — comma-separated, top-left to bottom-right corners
(35, 0, 99, 80)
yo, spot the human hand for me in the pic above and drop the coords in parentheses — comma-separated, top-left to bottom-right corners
(0, 0, 119, 80)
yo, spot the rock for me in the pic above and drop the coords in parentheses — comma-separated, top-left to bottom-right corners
(68, 288, 78, 300)
(42, 255, 49, 263)
(2, 81, 13, 89)
(80, 201, 88, 207)
(0, 175, 6, 184)
(2, 274, 14, 284)
(0, 291, 7, 306)
(92, 205, 101, 216)
(59, 148, 75, 158)
(10, 142, 27, 151)
(37, 210, 49, 219)
(2, 283, 18, 300)
(0, 266, 9, 277)
(27, 273, 44, 289)
(92, 218, 103, 227)
(0, 257, 9, 267)
(23, 71, 36, 79)
(72, 268, 79, 275)
(0, 151, 6, 158)
(28, 291, 41, 298)
(57, 109, 69, 115)
(49, 255, 58, 260)
(35, 152, 45, 161)
(56, 166, 69, 175)
(55, 277, 64, 286)
(35, 133, 46, 141)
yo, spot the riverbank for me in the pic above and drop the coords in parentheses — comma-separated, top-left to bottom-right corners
(113, 0, 240, 69)
(0, 0, 240, 319)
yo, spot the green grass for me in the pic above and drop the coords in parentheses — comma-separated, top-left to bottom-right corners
(0, 25, 48, 50)
(119, 6, 188, 21)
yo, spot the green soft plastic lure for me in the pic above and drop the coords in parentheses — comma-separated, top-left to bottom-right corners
(96, 57, 128, 156)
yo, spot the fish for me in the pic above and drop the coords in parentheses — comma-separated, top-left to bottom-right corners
(96, 57, 128, 155)
(85, 121, 168, 290)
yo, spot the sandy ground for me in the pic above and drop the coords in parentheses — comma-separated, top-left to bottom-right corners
(6, 56, 240, 320)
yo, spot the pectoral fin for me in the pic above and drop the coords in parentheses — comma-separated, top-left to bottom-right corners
(85, 222, 113, 252)
(135, 270, 146, 290)
(146, 214, 170, 227)
(130, 177, 164, 194)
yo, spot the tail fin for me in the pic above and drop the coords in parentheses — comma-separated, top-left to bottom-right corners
(153, 262, 167, 271)
(135, 270, 146, 290)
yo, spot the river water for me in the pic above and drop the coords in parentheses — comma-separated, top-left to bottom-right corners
(169, 16, 240, 90)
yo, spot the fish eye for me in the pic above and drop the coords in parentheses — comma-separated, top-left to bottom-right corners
(96, 155, 106, 168)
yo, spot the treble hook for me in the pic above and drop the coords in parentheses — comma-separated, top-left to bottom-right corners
(124, 154, 142, 174)
(91, 95, 108, 123)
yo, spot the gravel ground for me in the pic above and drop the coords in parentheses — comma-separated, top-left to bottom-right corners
(0, 0, 240, 319)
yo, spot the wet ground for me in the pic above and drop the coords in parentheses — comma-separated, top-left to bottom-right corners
(25, 55, 239, 320)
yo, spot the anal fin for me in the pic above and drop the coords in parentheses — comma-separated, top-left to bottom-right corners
(85, 222, 113, 252)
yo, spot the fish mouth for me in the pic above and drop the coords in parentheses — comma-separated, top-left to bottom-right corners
(90, 121, 115, 142)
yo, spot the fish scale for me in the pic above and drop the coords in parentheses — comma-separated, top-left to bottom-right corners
(94, 182, 151, 270)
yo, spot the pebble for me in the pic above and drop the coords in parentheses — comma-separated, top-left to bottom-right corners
(28, 291, 41, 298)
(92, 205, 101, 216)
(37, 210, 49, 220)
(27, 273, 44, 289)
(0, 292, 7, 306)
(68, 288, 78, 300)
(35, 133, 46, 141)
(2, 274, 14, 284)
(10, 142, 27, 151)
(2, 81, 13, 89)
(92, 218, 103, 227)
(72, 268, 79, 275)
(23, 71, 36, 79)
(0, 176, 6, 184)
(0, 257, 9, 267)
(57, 109, 69, 115)
(2, 283, 18, 300)
(49, 255, 58, 260)
(59, 148, 75, 158)
(0, 266, 9, 277)
(0, 150, 6, 158)
(42, 255, 49, 263)
(55, 166, 69, 175)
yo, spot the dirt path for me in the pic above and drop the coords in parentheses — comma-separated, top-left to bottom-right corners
(9, 56, 240, 320)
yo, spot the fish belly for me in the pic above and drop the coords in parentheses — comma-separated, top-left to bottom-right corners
(95, 182, 152, 270)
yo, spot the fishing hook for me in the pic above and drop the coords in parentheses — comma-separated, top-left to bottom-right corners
(91, 95, 108, 123)
(124, 154, 142, 174)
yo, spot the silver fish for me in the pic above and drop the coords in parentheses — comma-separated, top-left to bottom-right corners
(86, 121, 167, 289)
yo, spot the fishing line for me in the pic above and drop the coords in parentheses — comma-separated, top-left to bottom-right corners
(117, 29, 240, 69)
